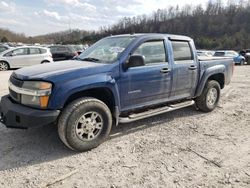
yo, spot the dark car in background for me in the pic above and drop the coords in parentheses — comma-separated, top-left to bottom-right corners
(239, 49, 250, 64)
(48, 45, 78, 61)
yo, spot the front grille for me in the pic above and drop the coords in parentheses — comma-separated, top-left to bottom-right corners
(9, 76, 23, 87)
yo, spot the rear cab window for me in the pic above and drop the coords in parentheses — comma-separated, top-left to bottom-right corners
(171, 40, 193, 63)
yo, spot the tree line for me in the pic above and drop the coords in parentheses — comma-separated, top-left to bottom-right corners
(1, 0, 250, 50)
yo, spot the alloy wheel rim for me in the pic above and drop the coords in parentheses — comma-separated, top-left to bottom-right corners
(207, 88, 218, 107)
(75, 111, 103, 141)
(0, 62, 8, 71)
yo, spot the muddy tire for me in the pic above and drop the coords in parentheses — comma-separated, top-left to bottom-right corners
(58, 97, 112, 151)
(195, 80, 220, 112)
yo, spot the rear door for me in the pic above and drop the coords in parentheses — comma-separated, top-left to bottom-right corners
(170, 40, 198, 100)
(28, 48, 42, 65)
(56, 46, 68, 61)
(119, 39, 172, 110)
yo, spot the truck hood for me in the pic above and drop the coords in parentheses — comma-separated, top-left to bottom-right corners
(13, 60, 112, 81)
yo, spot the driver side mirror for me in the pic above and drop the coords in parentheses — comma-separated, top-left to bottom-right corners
(123, 55, 145, 70)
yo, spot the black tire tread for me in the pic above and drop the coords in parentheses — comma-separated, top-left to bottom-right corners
(195, 80, 220, 112)
(57, 97, 112, 151)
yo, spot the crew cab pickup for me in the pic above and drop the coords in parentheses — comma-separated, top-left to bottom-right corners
(0, 34, 234, 151)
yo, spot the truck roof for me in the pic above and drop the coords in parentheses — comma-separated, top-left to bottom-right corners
(107, 33, 192, 41)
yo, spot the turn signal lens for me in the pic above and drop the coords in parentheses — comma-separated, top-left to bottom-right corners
(40, 96, 50, 108)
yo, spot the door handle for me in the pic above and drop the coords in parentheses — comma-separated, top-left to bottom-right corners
(160, 68, 171, 73)
(189, 65, 197, 70)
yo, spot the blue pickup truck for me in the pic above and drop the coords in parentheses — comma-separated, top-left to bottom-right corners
(0, 34, 234, 151)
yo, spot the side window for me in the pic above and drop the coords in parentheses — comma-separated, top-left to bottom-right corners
(0, 47, 7, 52)
(133, 40, 167, 65)
(49, 47, 57, 53)
(171, 41, 193, 63)
(4, 51, 13, 57)
(214, 52, 225, 56)
(40, 49, 47, 54)
(226, 52, 237, 57)
(29, 48, 40, 55)
(12, 48, 28, 56)
(57, 46, 67, 52)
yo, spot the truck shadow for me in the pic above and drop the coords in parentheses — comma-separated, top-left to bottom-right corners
(0, 106, 202, 171)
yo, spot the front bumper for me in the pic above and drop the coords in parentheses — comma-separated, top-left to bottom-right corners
(0, 95, 60, 129)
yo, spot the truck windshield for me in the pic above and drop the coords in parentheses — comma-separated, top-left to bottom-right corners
(77, 36, 135, 64)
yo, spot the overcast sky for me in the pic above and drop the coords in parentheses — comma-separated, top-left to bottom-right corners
(0, 0, 228, 36)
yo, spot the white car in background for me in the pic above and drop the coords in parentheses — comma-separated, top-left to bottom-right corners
(197, 50, 215, 57)
(0, 46, 53, 71)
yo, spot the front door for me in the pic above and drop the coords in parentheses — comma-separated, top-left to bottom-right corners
(119, 39, 172, 111)
(6, 48, 29, 67)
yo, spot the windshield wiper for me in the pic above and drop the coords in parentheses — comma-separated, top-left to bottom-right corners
(80, 57, 100, 62)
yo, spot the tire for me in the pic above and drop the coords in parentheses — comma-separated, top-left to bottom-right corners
(58, 97, 112, 151)
(0, 61, 9, 71)
(195, 80, 220, 112)
(240, 60, 244, 65)
(41, 60, 50, 64)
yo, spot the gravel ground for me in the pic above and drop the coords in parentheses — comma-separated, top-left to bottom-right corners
(0, 66, 250, 188)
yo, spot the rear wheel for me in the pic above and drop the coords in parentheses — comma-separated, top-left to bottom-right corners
(195, 80, 220, 112)
(58, 97, 112, 151)
(41, 60, 50, 64)
(240, 60, 244, 65)
(0, 61, 9, 71)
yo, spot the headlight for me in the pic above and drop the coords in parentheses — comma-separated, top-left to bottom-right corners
(9, 81, 52, 109)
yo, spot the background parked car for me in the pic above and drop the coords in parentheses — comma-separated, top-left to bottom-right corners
(0, 45, 11, 53)
(239, 49, 250, 64)
(48, 45, 78, 61)
(214, 50, 245, 65)
(197, 50, 215, 57)
(0, 46, 53, 71)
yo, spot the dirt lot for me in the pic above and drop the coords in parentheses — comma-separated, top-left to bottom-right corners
(0, 67, 250, 188)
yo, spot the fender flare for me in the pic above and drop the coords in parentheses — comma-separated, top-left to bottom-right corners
(195, 64, 225, 97)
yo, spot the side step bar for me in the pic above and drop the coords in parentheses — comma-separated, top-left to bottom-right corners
(119, 100, 195, 123)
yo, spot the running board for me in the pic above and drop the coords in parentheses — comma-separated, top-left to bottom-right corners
(119, 100, 195, 123)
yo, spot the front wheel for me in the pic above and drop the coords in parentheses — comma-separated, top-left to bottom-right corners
(0, 61, 9, 71)
(195, 80, 220, 112)
(58, 97, 112, 151)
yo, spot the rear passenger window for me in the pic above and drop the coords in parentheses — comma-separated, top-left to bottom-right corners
(29, 48, 40, 55)
(40, 49, 47, 54)
(133, 40, 167, 65)
(171, 41, 193, 62)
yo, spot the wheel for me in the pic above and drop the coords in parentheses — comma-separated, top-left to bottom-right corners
(195, 80, 220, 112)
(58, 97, 112, 151)
(41, 60, 50, 64)
(240, 60, 244, 65)
(0, 61, 9, 71)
